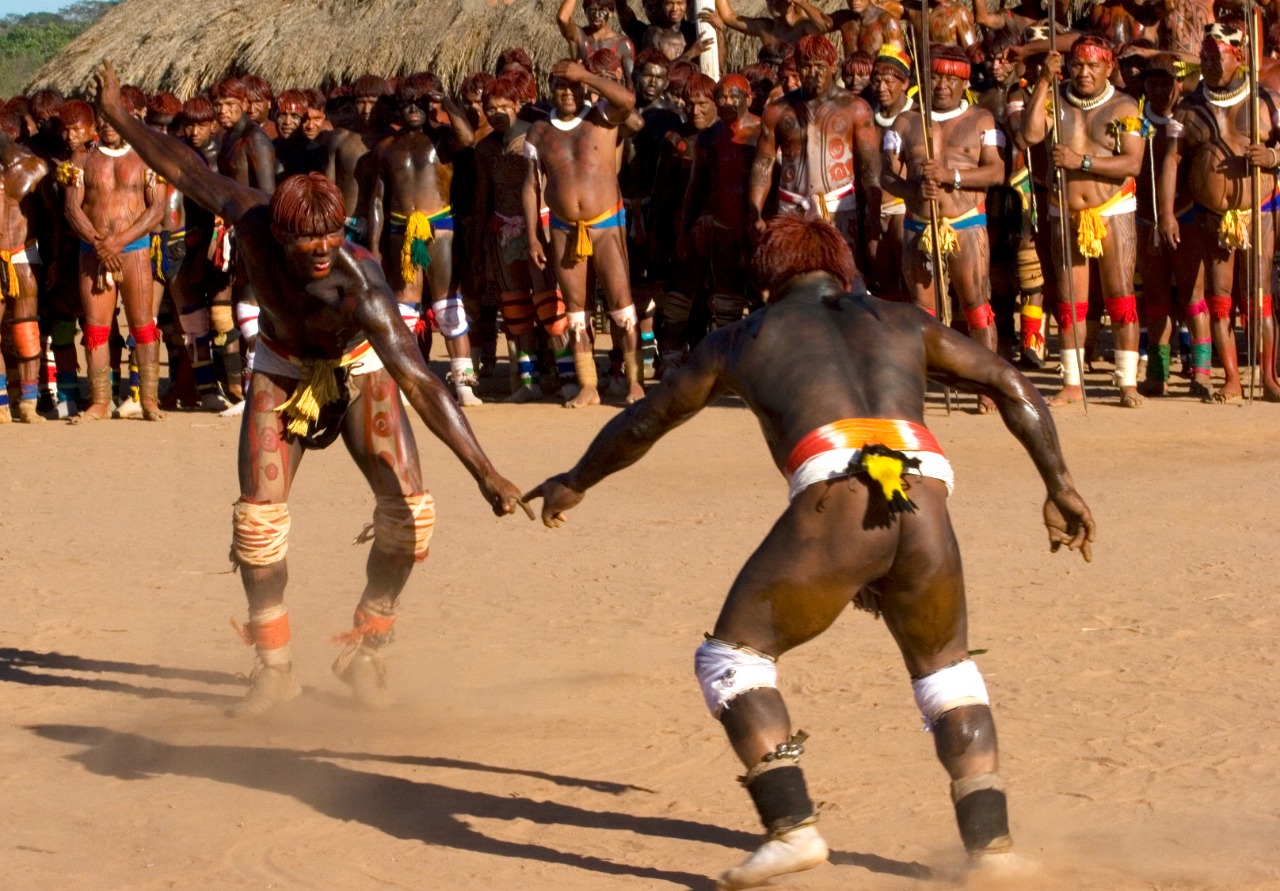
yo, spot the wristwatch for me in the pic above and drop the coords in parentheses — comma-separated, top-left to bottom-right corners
(953, 167, 962, 189)
(1081, 154, 1093, 172)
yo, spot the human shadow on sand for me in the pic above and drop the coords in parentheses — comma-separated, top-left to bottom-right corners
(0, 648, 241, 706)
(32, 724, 932, 888)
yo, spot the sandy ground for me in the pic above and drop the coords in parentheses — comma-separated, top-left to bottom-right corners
(2, 352, 1279, 891)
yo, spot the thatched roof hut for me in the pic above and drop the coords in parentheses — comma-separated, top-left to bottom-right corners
(29, 0, 846, 98)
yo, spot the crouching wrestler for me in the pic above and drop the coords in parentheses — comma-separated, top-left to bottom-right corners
(526, 217, 1095, 889)
(95, 61, 531, 718)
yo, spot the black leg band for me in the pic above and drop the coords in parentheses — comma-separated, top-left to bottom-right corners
(954, 788, 1010, 853)
(746, 765, 815, 836)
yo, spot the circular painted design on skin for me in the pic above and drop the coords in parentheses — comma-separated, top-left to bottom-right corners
(372, 411, 392, 438)
(830, 115, 852, 135)
(260, 426, 280, 453)
(265, 464, 279, 481)
(372, 377, 393, 402)
(254, 390, 275, 412)
(829, 162, 850, 182)
(828, 137, 845, 160)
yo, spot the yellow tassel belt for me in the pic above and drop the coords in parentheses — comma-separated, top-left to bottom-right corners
(549, 201, 626, 265)
(258, 336, 374, 437)
(1050, 179, 1136, 259)
(390, 207, 453, 285)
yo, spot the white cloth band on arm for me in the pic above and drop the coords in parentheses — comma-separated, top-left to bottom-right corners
(1005, 100, 1025, 115)
(1165, 118, 1185, 138)
(521, 140, 539, 163)
(981, 128, 1007, 147)
(911, 659, 990, 730)
(236, 302, 260, 341)
(882, 130, 903, 154)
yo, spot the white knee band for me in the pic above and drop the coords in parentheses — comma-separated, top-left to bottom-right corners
(231, 500, 290, 567)
(399, 302, 422, 330)
(431, 297, 469, 338)
(912, 659, 990, 730)
(608, 304, 638, 331)
(1060, 347, 1084, 386)
(695, 638, 777, 718)
(566, 310, 588, 334)
(356, 492, 436, 563)
(236, 302, 260, 342)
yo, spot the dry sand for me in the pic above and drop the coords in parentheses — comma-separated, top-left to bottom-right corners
(3, 359, 1279, 890)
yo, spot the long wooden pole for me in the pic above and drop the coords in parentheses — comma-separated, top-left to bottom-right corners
(1046, 1, 1089, 411)
(1246, 0, 1262, 404)
(912, 0, 954, 413)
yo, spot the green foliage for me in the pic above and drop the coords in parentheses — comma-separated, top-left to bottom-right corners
(0, 2, 119, 96)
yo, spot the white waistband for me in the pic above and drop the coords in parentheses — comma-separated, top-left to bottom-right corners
(5, 245, 42, 265)
(787, 447, 955, 502)
(250, 338, 385, 378)
(1048, 192, 1137, 220)
(779, 183, 857, 216)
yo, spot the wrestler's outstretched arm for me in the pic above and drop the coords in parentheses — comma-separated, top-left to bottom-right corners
(351, 254, 532, 520)
(922, 312, 1096, 561)
(525, 332, 731, 527)
(94, 61, 265, 225)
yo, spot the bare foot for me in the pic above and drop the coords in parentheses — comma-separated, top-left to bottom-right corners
(626, 382, 645, 404)
(141, 404, 167, 421)
(1208, 383, 1243, 404)
(71, 402, 112, 423)
(1118, 387, 1144, 408)
(226, 662, 301, 717)
(1188, 376, 1212, 400)
(564, 385, 601, 408)
(1138, 377, 1168, 397)
(1047, 385, 1084, 407)
(976, 395, 996, 414)
(967, 850, 1041, 884)
(16, 402, 45, 424)
(504, 384, 544, 404)
(716, 824, 828, 890)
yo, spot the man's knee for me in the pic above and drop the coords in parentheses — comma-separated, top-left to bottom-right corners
(532, 289, 568, 336)
(501, 290, 535, 336)
(695, 638, 778, 719)
(358, 492, 436, 563)
(912, 659, 990, 731)
(231, 500, 291, 568)
(608, 303, 637, 332)
(431, 296, 469, 338)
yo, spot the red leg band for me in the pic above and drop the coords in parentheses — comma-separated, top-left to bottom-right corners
(1145, 294, 1171, 319)
(1207, 295, 1234, 321)
(83, 324, 111, 351)
(1187, 298, 1209, 318)
(1055, 301, 1088, 328)
(500, 291, 535, 336)
(532, 289, 568, 336)
(131, 322, 161, 345)
(1105, 295, 1139, 325)
(963, 303, 996, 330)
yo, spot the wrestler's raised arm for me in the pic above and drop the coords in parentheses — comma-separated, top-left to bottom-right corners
(94, 61, 264, 225)
(921, 311, 1095, 560)
(525, 330, 731, 527)
(350, 254, 530, 519)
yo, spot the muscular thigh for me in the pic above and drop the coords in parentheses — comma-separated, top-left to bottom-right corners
(948, 226, 990, 307)
(588, 226, 634, 309)
(426, 231, 453, 303)
(550, 228, 590, 311)
(341, 369, 423, 496)
(874, 480, 969, 677)
(119, 250, 155, 325)
(1098, 211, 1136, 298)
(239, 372, 306, 503)
(713, 479, 899, 657)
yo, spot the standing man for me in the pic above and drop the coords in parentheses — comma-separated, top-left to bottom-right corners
(1022, 37, 1147, 407)
(559, 0, 637, 83)
(682, 74, 761, 331)
(869, 44, 915, 302)
(63, 93, 165, 420)
(827, 0, 908, 57)
(325, 74, 392, 246)
(885, 44, 1009, 411)
(369, 73, 481, 406)
(749, 35, 882, 267)
(94, 61, 530, 717)
(1158, 23, 1280, 401)
(0, 110, 49, 423)
(523, 59, 643, 407)
(526, 216, 1093, 890)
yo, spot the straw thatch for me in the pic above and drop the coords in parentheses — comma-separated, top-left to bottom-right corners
(29, 0, 851, 98)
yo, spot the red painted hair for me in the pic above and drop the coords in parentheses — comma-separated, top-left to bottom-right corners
(0, 110, 22, 139)
(751, 216, 859, 296)
(684, 72, 717, 101)
(180, 95, 215, 124)
(148, 92, 182, 116)
(270, 173, 346, 237)
(58, 99, 95, 129)
(352, 74, 391, 98)
(718, 73, 751, 96)
(484, 74, 527, 106)
(211, 77, 250, 103)
(276, 90, 308, 114)
(931, 44, 972, 79)
(587, 48, 624, 81)
(497, 46, 535, 75)
(28, 88, 63, 119)
(243, 74, 274, 103)
(634, 47, 671, 72)
(399, 72, 441, 104)
(460, 71, 495, 98)
(795, 34, 839, 69)
(120, 84, 147, 115)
